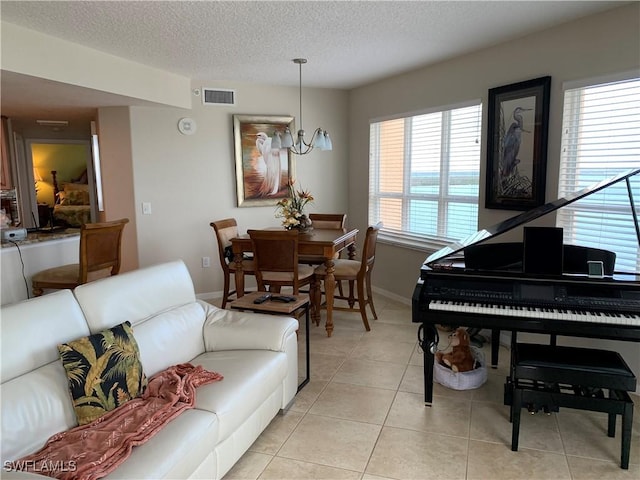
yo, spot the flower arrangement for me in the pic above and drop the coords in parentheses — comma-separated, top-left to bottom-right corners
(275, 180, 314, 230)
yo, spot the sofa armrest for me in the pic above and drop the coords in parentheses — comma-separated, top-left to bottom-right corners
(201, 301, 298, 353)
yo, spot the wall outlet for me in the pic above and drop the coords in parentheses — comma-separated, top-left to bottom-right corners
(142, 202, 152, 215)
(201, 256, 211, 268)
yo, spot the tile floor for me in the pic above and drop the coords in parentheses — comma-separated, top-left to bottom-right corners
(221, 295, 640, 480)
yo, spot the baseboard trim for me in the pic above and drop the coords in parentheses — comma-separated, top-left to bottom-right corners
(371, 286, 411, 306)
(196, 291, 221, 302)
(196, 288, 257, 303)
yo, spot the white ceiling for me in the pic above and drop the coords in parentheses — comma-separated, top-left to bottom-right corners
(0, 0, 628, 121)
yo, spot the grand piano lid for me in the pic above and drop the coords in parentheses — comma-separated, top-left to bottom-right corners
(425, 168, 640, 266)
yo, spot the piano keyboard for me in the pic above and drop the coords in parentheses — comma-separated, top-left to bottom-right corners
(429, 299, 640, 326)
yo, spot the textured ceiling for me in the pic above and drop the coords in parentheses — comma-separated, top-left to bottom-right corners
(0, 0, 628, 120)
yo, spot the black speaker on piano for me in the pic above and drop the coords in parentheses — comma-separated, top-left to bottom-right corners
(523, 227, 563, 275)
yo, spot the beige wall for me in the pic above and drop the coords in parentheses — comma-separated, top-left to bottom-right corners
(96, 107, 139, 272)
(348, 3, 640, 301)
(125, 82, 348, 295)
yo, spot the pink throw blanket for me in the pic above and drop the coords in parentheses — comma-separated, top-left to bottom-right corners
(15, 363, 223, 480)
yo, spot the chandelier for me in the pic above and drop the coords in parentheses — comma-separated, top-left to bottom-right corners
(273, 58, 332, 155)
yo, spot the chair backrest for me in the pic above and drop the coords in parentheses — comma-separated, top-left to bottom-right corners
(210, 218, 239, 272)
(248, 229, 301, 290)
(359, 222, 382, 276)
(79, 218, 129, 283)
(309, 213, 346, 229)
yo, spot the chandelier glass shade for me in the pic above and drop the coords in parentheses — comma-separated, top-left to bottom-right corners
(277, 58, 332, 155)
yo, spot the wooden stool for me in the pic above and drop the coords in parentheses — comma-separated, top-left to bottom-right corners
(506, 343, 636, 469)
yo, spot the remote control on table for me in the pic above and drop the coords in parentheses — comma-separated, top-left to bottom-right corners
(271, 295, 295, 303)
(253, 293, 272, 304)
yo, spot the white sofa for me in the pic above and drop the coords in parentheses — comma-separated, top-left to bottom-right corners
(1, 260, 299, 479)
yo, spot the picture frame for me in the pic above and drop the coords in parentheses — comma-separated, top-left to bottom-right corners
(233, 114, 296, 207)
(485, 76, 551, 210)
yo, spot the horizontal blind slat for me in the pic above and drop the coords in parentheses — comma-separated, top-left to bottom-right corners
(370, 102, 482, 249)
(558, 76, 640, 273)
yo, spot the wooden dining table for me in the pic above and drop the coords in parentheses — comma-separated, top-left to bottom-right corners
(231, 227, 359, 337)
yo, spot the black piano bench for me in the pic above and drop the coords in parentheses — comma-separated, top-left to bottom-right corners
(505, 343, 636, 469)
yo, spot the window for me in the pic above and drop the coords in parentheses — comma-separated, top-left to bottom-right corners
(557, 76, 640, 273)
(369, 102, 482, 250)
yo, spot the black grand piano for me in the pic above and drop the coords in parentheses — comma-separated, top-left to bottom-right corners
(412, 169, 640, 405)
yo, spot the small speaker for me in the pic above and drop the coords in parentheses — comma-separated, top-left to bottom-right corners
(587, 260, 604, 278)
(523, 227, 563, 275)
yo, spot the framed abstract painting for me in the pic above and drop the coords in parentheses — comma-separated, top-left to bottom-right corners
(485, 76, 551, 210)
(233, 114, 295, 207)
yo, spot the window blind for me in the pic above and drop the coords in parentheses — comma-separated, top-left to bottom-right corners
(369, 103, 481, 250)
(557, 77, 640, 273)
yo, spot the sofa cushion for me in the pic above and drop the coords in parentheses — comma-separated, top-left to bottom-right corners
(101, 409, 218, 480)
(190, 350, 288, 442)
(1, 362, 77, 463)
(74, 261, 197, 334)
(58, 321, 148, 425)
(1, 290, 90, 384)
(132, 302, 207, 377)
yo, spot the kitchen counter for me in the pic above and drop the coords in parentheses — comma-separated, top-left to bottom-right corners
(2, 230, 81, 304)
(1, 228, 80, 248)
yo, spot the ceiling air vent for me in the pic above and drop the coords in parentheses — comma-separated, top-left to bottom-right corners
(202, 88, 235, 106)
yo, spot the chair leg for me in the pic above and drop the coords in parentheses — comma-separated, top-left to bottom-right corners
(312, 279, 322, 326)
(621, 401, 633, 469)
(357, 279, 371, 331)
(348, 280, 356, 307)
(511, 387, 523, 451)
(221, 275, 231, 309)
(365, 270, 378, 320)
(607, 391, 616, 437)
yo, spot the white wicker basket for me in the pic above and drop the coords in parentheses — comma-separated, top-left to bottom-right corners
(434, 346, 487, 390)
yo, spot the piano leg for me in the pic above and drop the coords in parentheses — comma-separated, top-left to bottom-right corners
(491, 329, 500, 368)
(418, 322, 436, 406)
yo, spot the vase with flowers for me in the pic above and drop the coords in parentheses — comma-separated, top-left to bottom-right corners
(275, 180, 314, 232)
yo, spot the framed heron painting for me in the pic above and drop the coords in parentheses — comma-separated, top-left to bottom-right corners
(233, 115, 296, 207)
(485, 76, 551, 210)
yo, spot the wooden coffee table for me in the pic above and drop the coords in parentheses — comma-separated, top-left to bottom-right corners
(229, 292, 310, 391)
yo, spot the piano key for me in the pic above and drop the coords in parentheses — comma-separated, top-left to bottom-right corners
(429, 300, 640, 325)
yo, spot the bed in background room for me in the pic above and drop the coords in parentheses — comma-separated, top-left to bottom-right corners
(52, 170, 92, 227)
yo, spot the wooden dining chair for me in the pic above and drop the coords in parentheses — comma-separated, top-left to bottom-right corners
(300, 213, 347, 295)
(308, 213, 346, 230)
(313, 222, 382, 331)
(248, 229, 316, 295)
(31, 218, 129, 296)
(210, 218, 256, 309)
(299, 213, 347, 263)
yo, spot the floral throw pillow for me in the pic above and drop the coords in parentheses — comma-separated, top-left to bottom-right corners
(58, 321, 147, 425)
